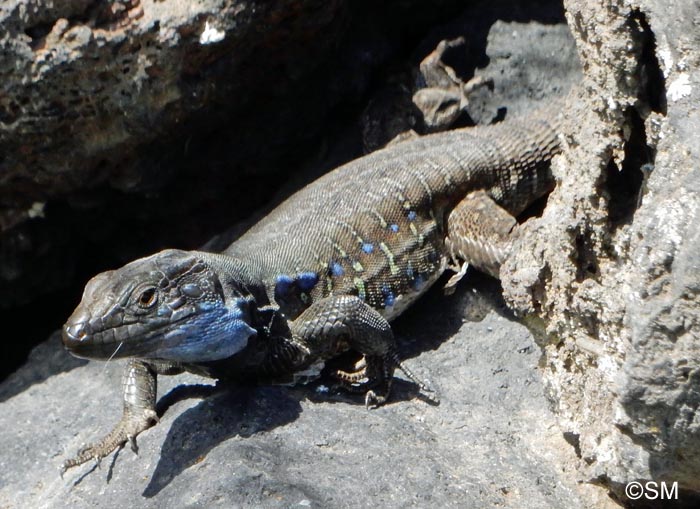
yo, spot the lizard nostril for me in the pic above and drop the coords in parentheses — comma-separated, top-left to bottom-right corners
(63, 322, 88, 344)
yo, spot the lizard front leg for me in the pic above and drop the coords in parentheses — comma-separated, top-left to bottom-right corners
(290, 295, 435, 407)
(61, 359, 182, 474)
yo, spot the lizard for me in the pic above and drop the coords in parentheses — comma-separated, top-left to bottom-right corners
(60, 102, 562, 474)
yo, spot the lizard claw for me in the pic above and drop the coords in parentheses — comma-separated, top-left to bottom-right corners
(364, 390, 387, 409)
(127, 434, 139, 454)
(443, 262, 469, 295)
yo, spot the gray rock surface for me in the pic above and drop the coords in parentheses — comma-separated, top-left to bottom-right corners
(500, 0, 700, 501)
(0, 276, 614, 508)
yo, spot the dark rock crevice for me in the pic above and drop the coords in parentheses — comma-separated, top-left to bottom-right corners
(630, 9, 667, 116)
(605, 108, 652, 231)
(604, 8, 664, 233)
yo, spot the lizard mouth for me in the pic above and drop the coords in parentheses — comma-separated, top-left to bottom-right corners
(62, 314, 190, 360)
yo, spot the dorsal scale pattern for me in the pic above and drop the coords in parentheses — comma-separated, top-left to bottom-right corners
(226, 117, 559, 320)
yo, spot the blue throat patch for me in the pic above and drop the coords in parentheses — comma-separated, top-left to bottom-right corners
(148, 299, 256, 362)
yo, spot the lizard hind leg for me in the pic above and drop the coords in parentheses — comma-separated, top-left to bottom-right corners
(331, 355, 391, 408)
(332, 356, 368, 384)
(334, 365, 368, 385)
(444, 189, 519, 290)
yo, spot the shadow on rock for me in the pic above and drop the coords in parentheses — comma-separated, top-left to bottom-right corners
(143, 384, 302, 497)
(395, 269, 514, 360)
(0, 331, 87, 403)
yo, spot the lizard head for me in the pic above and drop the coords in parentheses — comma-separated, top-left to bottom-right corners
(62, 249, 257, 362)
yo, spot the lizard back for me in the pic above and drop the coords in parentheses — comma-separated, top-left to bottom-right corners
(225, 116, 560, 320)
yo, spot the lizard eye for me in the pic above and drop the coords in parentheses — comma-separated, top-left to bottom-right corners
(137, 287, 158, 308)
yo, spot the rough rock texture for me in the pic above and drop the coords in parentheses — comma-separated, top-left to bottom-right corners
(500, 0, 700, 501)
(0, 277, 615, 509)
(2, 0, 699, 506)
(0, 0, 347, 203)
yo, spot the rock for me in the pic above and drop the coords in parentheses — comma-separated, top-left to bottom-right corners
(500, 0, 700, 501)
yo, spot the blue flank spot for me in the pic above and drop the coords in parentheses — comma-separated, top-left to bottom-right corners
(390, 224, 399, 233)
(407, 211, 417, 221)
(406, 261, 414, 280)
(297, 271, 319, 291)
(362, 242, 374, 254)
(275, 274, 294, 295)
(381, 284, 396, 307)
(330, 262, 345, 277)
(412, 274, 427, 291)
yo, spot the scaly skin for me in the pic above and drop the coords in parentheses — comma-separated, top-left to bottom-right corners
(61, 111, 561, 473)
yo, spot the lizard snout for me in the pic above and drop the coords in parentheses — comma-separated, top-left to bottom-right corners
(63, 321, 88, 345)
(62, 306, 95, 355)
(62, 321, 89, 350)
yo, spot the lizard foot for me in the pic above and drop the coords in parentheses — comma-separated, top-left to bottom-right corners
(61, 408, 158, 475)
(333, 353, 439, 407)
(393, 354, 440, 405)
(328, 355, 389, 407)
(443, 261, 469, 295)
(334, 368, 368, 384)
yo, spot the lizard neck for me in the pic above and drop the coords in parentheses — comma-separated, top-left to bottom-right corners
(194, 249, 281, 340)
(195, 251, 267, 298)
